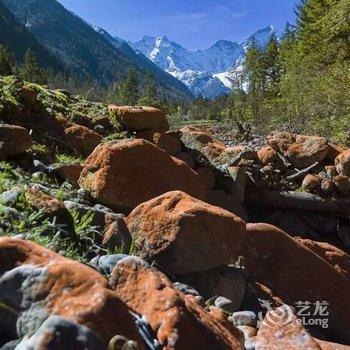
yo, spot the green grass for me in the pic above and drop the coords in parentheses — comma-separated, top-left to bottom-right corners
(55, 153, 84, 164)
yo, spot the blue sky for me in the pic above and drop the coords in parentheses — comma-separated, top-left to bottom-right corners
(58, 0, 298, 50)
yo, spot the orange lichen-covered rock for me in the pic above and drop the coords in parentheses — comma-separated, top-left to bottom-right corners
(79, 139, 205, 212)
(302, 174, 322, 191)
(240, 223, 350, 343)
(137, 131, 182, 155)
(0, 124, 33, 159)
(109, 105, 169, 132)
(258, 146, 280, 165)
(0, 237, 143, 346)
(267, 131, 329, 168)
(63, 124, 102, 156)
(126, 190, 246, 275)
(110, 256, 244, 350)
(335, 149, 350, 176)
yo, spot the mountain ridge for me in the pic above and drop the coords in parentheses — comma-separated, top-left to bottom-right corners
(2, 0, 193, 100)
(131, 26, 275, 98)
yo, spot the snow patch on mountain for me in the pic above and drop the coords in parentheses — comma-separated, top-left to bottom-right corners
(131, 26, 275, 98)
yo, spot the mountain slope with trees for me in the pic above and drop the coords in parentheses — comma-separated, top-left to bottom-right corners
(0, 0, 64, 73)
(3, 0, 193, 100)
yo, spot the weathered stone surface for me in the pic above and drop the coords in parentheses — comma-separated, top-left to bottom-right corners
(214, 146, 258, 169)
(240, 223, 350, 343)
(174, 152, 195, 168)
(295, 238, 350, 279)
(180, 127, 227, 167)
(315, 339, 350, 349)
(79, 139, 205, 212)
(0, 124, 32, 159)
(25, 186, 74, 232)
(16, 315, 105, 350)
(321, 179, 335, 195)
(109, 105, 169, 132)
(214, 296, 238, 314)
(126, 191, 246, 275)
(230, 311, 257, 327)
(302, 174, 322, 191)
(63, 124, 102, 156)
(327, 144, 346, 161)
(267, 132, 329, 168)
(258, 146, 280, 165)
(255, 305, 321, 349)
(196, 167, 216, 190)
(333, 175, 350, 194)
(103, 214, 132, 252)
(0, 237, 143, 346)
(137, 131, 182, 155)
(179, 265, 246, 310)
(205, 190, 248, 220)
(208, 307, 243, 339)
(49, 163, 83, 185)
(110, 256, 244, 350)
(335, 150, 350, 176)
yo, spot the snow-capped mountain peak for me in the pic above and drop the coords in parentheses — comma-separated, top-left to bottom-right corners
(131, 26, 275, 98)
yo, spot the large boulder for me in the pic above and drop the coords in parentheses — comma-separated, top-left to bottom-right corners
(0, 124, 32, 159)
(126, 190, 246, 275)
(0, 237, 143, 347)
(295, 238, 350, 279)
(267, 131, 329, 168)
(109, 105, 169, 132)
(110, 256, 244, 350)
(335, 149, 350, 176)
(240, 223, 350, 343)
(78, 139, 205, 212)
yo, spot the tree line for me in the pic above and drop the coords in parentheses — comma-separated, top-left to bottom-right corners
(0, 46, 47, 84)
(194, 0, 350, 144)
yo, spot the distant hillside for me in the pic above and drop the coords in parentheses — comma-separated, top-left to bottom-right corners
(94, 27, 192, 100)
(3, 0, 193, 100)
(0, 0, 64, 72)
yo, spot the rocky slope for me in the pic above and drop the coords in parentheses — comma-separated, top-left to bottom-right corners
(0, 77, 350, 349)
(131, 26, 275, 98)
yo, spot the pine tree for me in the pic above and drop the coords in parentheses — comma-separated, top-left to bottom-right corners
(139, 72, 158, 106)
(264, 35, 282, 96)
(118, 67, 139, 105)
(244, 41, 266, 95)
(20, 49, 47, 84)
(0, 45, 15, 76)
